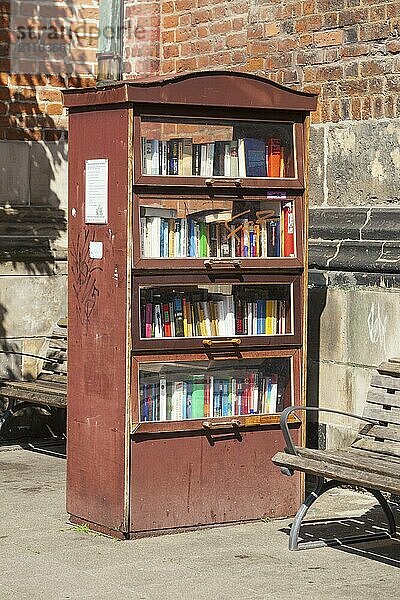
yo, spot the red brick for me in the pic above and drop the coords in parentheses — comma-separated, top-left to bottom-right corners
(360, 60, 386, 77)
(46, 103, 64, 115)
(369, 5, 386, 22)
(162, 15, 179, 29)
(163, 44, 179, 59)
(387, 40, 400, 53)
(295, 15, 323, 33)
(245, 57, 264, 72)
(359, 22, 391, 42)
(384, 95, 395, 118)
(350, 97, 362, 120)
(302, 1, 315, 16)
(225, 32, 247, 49)
(314, 65, 344, 82)
(314, 29, 343, 47)
(265, 23, 280, 37)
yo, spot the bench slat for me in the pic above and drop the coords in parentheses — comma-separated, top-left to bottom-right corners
(377, 361, 400, 377)
(363, 404, 400, 425)
(296, 447, 400, 479)
(1, 379, 66, 395)
(343, 446, 400, 464)
(351, 437, 400, 459)
(370, 374, 400, 393)
(38, 373, 67, 384)
(366, 388, 400, 409)
(0, 384, 66, 408)
(358, 423, 400, 443)
(272, 451, 400, 495)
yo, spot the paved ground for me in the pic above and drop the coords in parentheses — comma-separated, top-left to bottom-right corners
(0, 442, 399, 600)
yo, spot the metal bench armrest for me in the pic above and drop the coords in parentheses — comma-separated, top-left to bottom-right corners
(280, 406, 380, 456)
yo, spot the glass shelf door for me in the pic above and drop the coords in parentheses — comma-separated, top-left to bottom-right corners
(133, 194, 304, 269)
(136, 354, 294, 425)
(132, 275, 301, 351)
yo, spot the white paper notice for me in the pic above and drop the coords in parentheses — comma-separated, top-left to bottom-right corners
(85, 159, 108, 224)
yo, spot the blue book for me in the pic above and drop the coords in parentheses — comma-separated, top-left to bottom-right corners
(161, 219, 169, 257)
(244, 138, 267, 177)
(222, 380, 230, 416)
(256, 300, 266, 334)
(188, 218, 196, 257)
(214, 379, 222, 417)
(186, 381, 192, 419)
(268, 219, 280, 257)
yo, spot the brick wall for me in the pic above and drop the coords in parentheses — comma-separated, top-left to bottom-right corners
(0, 0, 98, 142)
(122, 0, 400, 125)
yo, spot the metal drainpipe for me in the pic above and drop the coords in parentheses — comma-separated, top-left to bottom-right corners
(97, 0, 123, 85)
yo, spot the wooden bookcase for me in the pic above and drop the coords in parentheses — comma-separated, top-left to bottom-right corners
(63, 72, 317, 539)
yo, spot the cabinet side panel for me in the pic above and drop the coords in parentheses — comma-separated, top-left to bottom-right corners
(130, 428, 301, 533)
(67, 108, 130, 532)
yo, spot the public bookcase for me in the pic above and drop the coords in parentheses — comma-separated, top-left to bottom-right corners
(63, 72, 317, 539)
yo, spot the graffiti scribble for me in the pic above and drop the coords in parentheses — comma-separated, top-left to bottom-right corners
(70, 228, 103, 326)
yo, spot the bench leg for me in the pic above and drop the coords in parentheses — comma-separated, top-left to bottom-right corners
(0, 398, 14, 435)
(289, 477, 397, 551)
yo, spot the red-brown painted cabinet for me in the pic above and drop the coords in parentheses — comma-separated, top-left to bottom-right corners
(64, 72, 317, 538)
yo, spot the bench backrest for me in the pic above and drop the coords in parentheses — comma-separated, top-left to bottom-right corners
(38, 321, 67, 385)
(352, 359, 400, 459)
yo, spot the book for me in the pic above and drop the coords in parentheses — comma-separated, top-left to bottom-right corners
(181, 138, 193, 175)
(267, 138, 282, 178)
(168, 139, 179, 175)
(174, 296, 184, 337)
(192, 144, 201, 176)
(154, 303, 163, 338)
(159, 377, 167, 420)
(163, 303, 171, 337)
(267, 218, 280, 257)
(191, 376, 205, 418)
(282, 201, 295, 257)
(243, 138, 267, 177)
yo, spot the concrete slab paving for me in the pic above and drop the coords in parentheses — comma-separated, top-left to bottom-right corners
(0, 444, 399, 600)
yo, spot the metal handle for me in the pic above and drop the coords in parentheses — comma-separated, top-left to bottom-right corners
(205, 178, 243, 186)
(203, 338, 241, 347)
(203, 419, 240, 429)
(203, 259, 242, 269)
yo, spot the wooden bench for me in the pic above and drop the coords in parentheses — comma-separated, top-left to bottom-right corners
(272, 358, 400, 550)
(0, 320, 67, 436)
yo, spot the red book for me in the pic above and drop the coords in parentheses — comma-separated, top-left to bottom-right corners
(267, 138, 281, 178)
(204, 376, 210, 418)
(163, 303, 171, 337)
(282, 201, 295, 257)
(145, 303, 153, 338)
(235, 299, 243, 335)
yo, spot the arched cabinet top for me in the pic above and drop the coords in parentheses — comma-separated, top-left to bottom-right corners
(63, 71, 318, 112)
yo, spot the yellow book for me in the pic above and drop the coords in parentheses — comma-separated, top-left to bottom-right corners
(279, 147, 285, 177)
(210, 302, 217, 336)
(266, 300, 273, 335)
(168, 219, 175, 257)
(187, 299, 193, 337)
(182, 297, 188, 337)
(198, 303, 206, 336)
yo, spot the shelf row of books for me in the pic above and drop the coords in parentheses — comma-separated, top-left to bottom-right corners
(140, 200, 294, 258)
(140, 293, 288, 339)
(141, 137, 289, 178)
(140, 372, 282, 421)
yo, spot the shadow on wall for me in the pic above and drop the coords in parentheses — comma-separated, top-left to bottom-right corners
(0, 74, 70, 381)
(306, 278, 328, 450)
